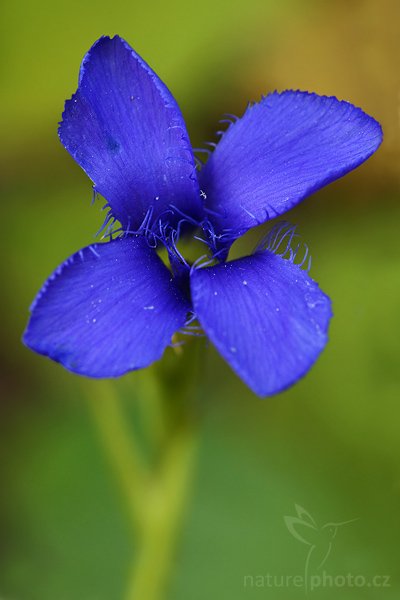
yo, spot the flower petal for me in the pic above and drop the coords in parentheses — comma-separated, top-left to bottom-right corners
(59, 36, 202, 231)
(23, 237, 190, 377)
(190, 251, 332, 396)
(200, 91, 382, 238)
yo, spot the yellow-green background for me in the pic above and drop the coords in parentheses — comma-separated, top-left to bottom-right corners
(1, 0, 399, 598)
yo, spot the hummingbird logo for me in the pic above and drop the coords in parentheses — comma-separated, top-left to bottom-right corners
(284, 504, 358, 593)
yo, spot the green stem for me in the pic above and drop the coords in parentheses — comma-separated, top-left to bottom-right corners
(125, 427, 197, 600)
(85, 380, 148, 532)
(84, 354, 201, 600)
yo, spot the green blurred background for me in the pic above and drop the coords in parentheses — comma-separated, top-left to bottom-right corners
(1, 0, 399, 598)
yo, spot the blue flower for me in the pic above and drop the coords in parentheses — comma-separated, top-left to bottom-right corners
(23, 36, 382, 396)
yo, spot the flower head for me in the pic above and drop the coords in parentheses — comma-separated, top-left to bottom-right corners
(23, 36, 382, 396)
